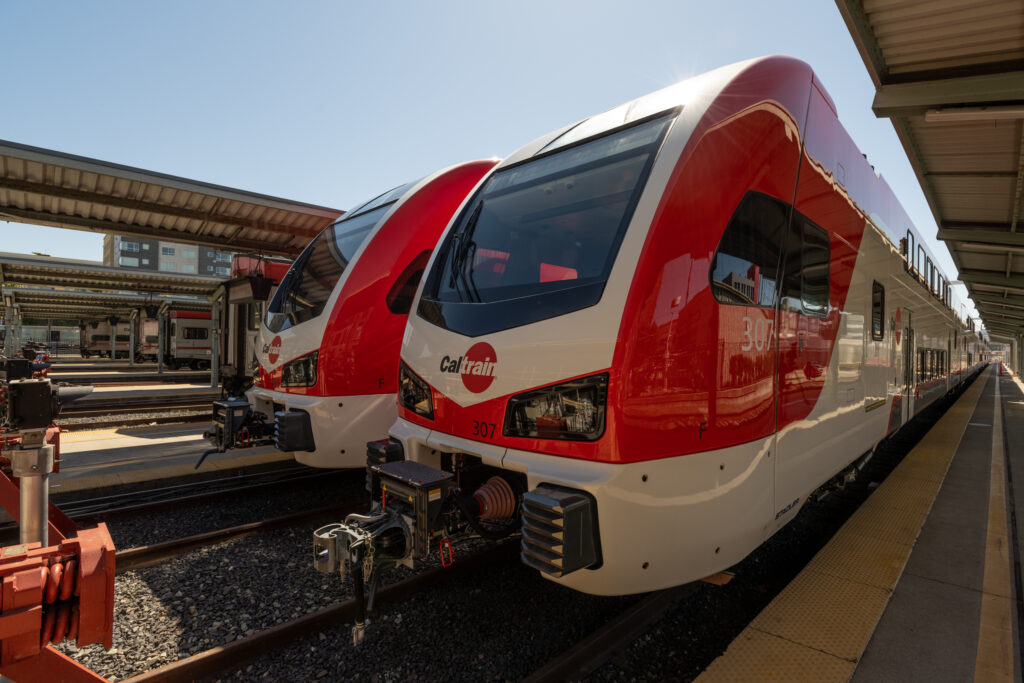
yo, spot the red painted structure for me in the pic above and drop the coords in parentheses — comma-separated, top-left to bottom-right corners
(0, 428, 115, 681)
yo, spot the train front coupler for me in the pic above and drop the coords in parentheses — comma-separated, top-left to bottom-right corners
(196, 397, 275, 468)
(313, 452, 520, 644)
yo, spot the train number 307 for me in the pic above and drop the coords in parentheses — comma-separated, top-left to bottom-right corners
(472, 420, 497, 438)
(741, 316, 775, 352)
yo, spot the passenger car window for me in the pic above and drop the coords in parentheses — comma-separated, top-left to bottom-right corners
(871, 281, 885, 341)
(710, 191, 788, 307)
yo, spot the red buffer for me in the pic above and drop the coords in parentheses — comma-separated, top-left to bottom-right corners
(0, 417, 115, 681)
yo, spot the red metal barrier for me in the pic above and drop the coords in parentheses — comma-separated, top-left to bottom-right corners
(0, 425, 115, 682)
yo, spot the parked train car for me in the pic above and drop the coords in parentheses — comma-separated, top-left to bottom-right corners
(213, 255, 292, 395)
(321, 57, 988, 616)
(226, 160, 498, 466)
(163, 311, 212, 370)
(140, 318, 160, 361)
(80, 321, 133, 359)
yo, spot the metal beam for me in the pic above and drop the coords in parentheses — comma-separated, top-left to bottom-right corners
(872, 71, 1024, 117)
(0, 207, 302, 256)
(975, 307, 1024, 322)
(835, 0, 888, 88)
(959, 270, 1024, 290)
(972, 294, 1024, 310)
(0, 177, 322, 239)
(938, 228, 1024, 248)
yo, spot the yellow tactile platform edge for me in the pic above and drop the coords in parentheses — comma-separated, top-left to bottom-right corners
(699, 367, 991, 683)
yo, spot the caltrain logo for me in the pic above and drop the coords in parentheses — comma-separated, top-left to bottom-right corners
(440, 342, 497, 393)
(268, 336, 282, 365)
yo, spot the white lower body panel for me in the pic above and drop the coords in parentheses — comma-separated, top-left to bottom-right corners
(389, 418, 775, 595)
(247, 388, 395, 468)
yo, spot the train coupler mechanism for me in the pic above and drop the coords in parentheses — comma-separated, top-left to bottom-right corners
(313, 450, 522, 644)
(197, 398, 274, 468)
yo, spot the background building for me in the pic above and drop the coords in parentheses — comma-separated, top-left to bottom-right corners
(104, 234, 233, 275)
(103, 235, 159, 270)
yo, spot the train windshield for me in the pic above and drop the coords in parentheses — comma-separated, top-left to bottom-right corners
(265, 181, 416, 333)
(419, 114, 673, 337)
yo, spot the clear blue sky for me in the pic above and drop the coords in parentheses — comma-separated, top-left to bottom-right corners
(0, 1, 975, 317)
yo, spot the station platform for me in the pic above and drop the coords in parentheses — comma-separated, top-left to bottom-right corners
(50, 369, 209, 385)
(75, 383, 219, 400)
(700, 365, 1020, 682)
(53, 423, 289, 494)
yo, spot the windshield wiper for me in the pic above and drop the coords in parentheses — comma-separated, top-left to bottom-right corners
(448, 200, 484, 302)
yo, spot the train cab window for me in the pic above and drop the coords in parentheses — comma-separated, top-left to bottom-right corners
(265, 181, 417, 334)
(710, 192, 788, 307)
(781, 216, 830, 317)
(183, 327, 208, 340)
(419, 113, 675, 337)
(387, 250, 432, 315)
(145, 335, 159, 343)
(871, 281, 885, 341)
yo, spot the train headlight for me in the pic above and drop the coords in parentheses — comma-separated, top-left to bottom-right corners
(504, 373, 608, 441)
(281, 351, 318, 388)
(399, 362, 434, 420)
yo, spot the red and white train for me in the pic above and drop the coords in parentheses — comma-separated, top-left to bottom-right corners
(318, 56, 988, 617)
(232, 160, 498, 465)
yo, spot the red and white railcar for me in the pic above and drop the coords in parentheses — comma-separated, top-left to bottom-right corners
(327, 56, 987, 603)
(244, 160, 498, 467)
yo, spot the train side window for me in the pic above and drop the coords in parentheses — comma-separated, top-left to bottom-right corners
(871, 281, 885, 341)
(386, 249, 433, 315)
(905, 229, 915, 273)
(183, 327, 208, 340)
(782, 217, 830, 317)
(710, 191, 787, 307)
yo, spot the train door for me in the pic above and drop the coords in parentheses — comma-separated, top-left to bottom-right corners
(903, 309, 914, 419)
(773, 212, 832, 513)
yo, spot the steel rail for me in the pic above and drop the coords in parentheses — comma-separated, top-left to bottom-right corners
(66, 468, 361, 522)
(522, 584, 698, 683)
(115, 502, 362, 573)
(122, 541, 520, 683)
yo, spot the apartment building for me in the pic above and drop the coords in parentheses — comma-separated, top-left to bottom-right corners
(103, 235, 233, 275)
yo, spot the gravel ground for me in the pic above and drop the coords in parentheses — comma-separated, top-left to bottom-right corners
(53, 384, 966, 682)
(56, 409, 210, 429)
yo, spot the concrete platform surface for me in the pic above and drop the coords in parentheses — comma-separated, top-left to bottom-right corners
(700, 366, 1019, 682)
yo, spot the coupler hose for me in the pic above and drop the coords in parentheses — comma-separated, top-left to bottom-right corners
(453, 486, 518, 541)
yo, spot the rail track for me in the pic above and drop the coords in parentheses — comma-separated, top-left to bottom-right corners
(56, 393, 215, 430)
(120, 542, 520, 683)
(62, 467, 361, 521)
(114, 501, 362, 573)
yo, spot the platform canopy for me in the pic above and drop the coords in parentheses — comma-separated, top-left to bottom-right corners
(1, 285, 208, 320)
(0, 252, 222, 301)
(837, 0, 1024, 341)
(0, 139, 343, 256)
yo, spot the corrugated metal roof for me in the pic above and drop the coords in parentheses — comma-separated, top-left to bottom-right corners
(2, 285, 208, 319)
(0, 140, 343, 256)
(838, 0, 1024, 341)
(0, 252, 222, 300)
